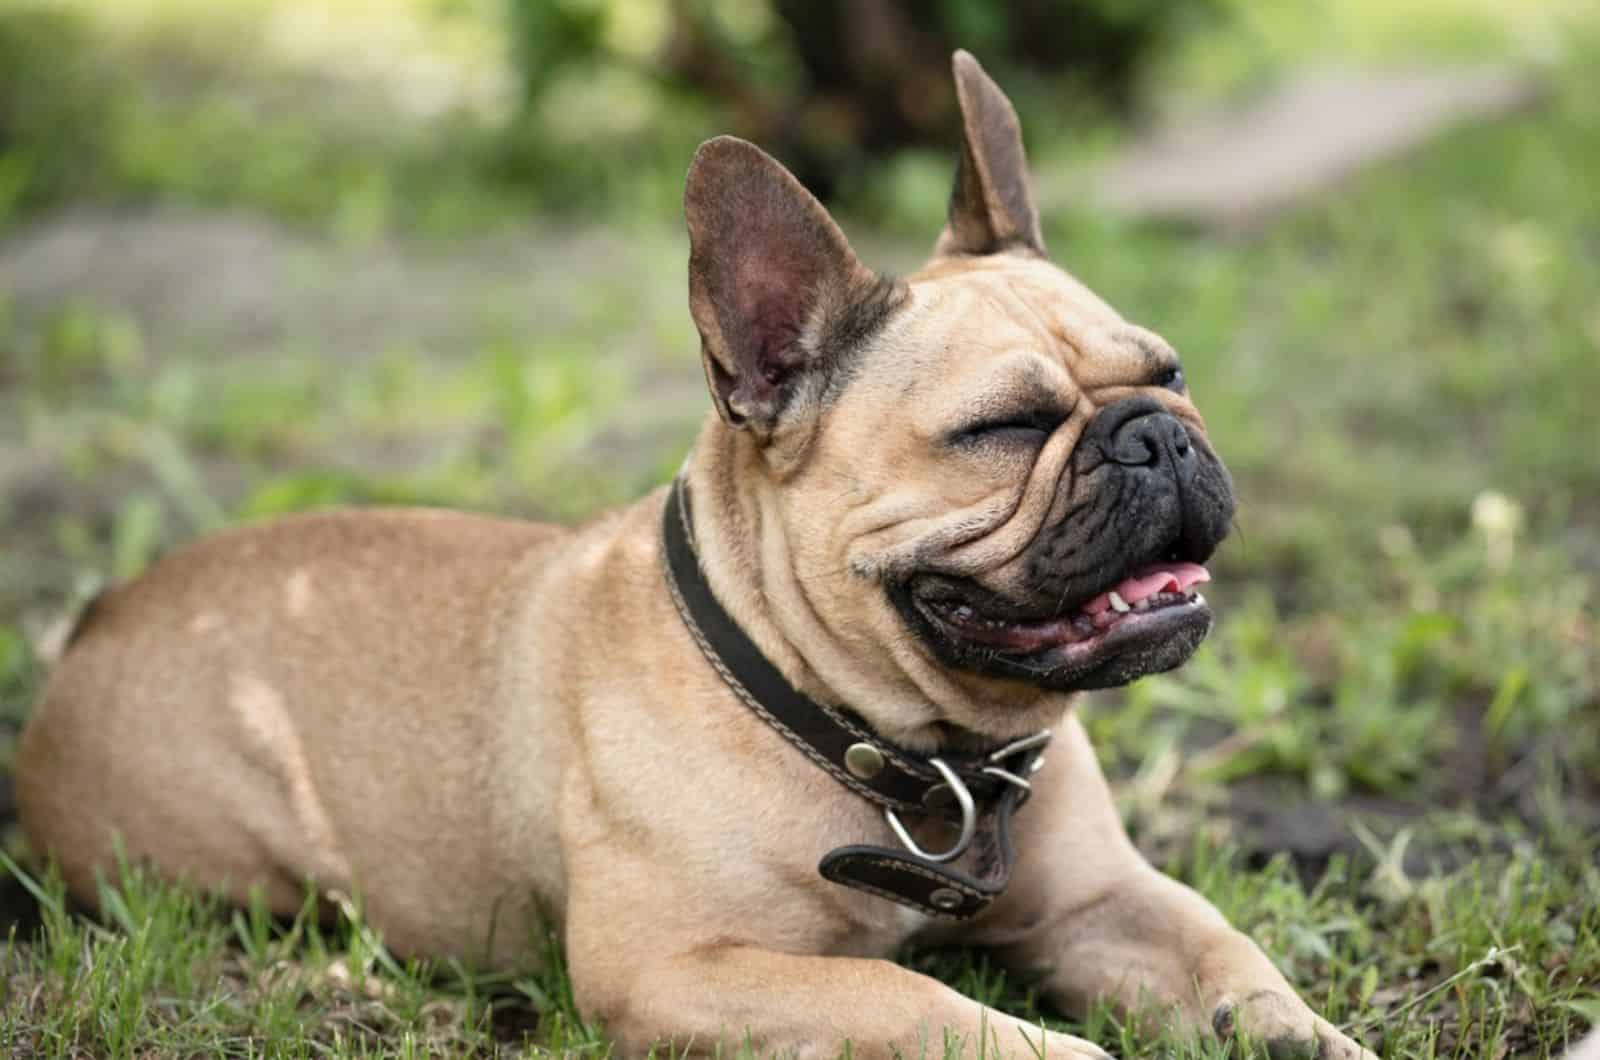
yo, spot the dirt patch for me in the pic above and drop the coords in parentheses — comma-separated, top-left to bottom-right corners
(1093, 66, 1547, 229)
(0, 206, 693, 364)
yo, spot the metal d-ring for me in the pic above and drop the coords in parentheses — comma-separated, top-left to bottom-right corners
(981, 728, 1053, 795)
(980, 765, 1033, 791)
(986, 729, 1053, 763)
(883, 757, 976, 864)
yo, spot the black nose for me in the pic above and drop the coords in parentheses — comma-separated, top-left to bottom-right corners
(1092, 397, 1195, 473)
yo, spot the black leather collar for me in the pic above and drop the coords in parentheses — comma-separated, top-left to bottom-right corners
(661, 477, 1049, 919)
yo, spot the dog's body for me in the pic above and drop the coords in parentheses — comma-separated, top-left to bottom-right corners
(18, 53, 1376, 1059)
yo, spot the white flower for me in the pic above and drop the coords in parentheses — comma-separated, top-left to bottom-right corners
(1471, 490, 1523, 573)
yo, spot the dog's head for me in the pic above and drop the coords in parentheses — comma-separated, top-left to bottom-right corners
(683, 51, 1234, 736)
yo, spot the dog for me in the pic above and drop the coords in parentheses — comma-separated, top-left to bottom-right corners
(16, 51, 1378, 1059)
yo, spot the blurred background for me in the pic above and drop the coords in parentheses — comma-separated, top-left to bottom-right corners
(0, 0, 1596, 1054)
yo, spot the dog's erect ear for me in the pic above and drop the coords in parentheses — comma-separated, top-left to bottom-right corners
(685, 136, 897, 437)
(936, 50, 1046, 258)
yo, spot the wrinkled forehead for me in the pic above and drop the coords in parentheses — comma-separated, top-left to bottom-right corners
(891, 255, 1168, 399)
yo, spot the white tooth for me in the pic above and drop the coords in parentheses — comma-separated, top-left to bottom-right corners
(1193, 592, 1206, 607)
(1132, 598, 1151, 611)
(1108, 591, 1130, 613)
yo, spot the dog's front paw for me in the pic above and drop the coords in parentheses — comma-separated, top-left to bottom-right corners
(1212, 991, 1378, 1060)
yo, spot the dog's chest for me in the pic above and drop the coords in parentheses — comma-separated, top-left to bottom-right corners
(812, 888, 938, 959)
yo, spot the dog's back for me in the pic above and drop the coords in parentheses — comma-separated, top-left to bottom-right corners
(17, 506, 567, 962)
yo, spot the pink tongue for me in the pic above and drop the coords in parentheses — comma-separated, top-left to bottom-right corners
(1083, 563, 1210, 615)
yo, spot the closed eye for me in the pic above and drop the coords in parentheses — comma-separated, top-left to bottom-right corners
(951, 408, 1066, 447)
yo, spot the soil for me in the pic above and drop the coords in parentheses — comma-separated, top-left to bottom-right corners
(1089, 66, 1547, 229)
(0, 774, 41, 938)
(0, 206, 688, 365)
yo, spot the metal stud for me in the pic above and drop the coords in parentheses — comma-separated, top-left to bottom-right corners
(844, 742, 885, 780)
(929, 887, 964, 912)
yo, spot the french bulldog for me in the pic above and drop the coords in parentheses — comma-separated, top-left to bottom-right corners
(17, 51, 1377, 1060)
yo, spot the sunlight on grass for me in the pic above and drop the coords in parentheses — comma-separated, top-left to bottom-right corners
(15, 0, 512, 117)
(1171, 0, 1592, 99)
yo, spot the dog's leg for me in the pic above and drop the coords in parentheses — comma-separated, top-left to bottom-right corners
(570, 942, 1114, 1059)
(986, 717, 1378, 1059)
(1011, 865, 1377, 1059)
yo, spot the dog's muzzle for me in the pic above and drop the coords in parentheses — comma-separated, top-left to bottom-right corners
(896, 396, 1234, 691)
(1027, 395, 1233, 601)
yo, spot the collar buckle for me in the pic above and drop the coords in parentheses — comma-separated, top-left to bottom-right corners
(881, 729, 1052, 864)
(980, 728, 1052, 798)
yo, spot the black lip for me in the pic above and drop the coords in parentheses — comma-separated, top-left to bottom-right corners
(894, 579, 1213, 692)
(1039, 599, 1213, 691)
(903, 571, 1049, 623)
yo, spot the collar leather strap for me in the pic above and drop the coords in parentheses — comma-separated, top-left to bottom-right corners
(660, 478, 1048, 920)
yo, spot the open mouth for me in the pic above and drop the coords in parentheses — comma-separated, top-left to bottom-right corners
(903, 562, 1214, 690)
(922, 563, 1209, 653)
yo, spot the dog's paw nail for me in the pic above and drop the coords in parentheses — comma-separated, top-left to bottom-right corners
(1212, 1001, 1237, 1038)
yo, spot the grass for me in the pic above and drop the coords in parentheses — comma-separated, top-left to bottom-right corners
(1, 0, 1598, 1056)
(1, 851, 609, 1058)
(3, 839, 1595, 1057)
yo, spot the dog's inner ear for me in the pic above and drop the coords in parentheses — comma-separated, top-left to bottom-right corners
(684, 136, 894, 436)
(936, 50, 1046, 258)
